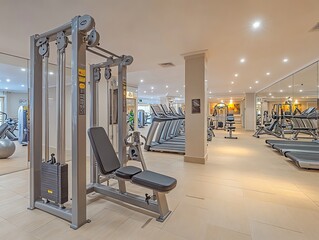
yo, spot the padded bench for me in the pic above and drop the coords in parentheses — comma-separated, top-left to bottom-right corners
(88, 127, 177, 192)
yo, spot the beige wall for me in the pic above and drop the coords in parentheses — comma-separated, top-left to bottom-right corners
(4, 92, 28, 119)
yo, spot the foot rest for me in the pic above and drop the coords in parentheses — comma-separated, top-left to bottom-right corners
(132, 170, 177, 192)
(115, 166, 142, 179)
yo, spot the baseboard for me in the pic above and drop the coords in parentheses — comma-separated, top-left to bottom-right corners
(184, 153, 207, 164)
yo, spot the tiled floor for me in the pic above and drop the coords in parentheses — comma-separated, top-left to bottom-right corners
(1, 128, 319, 239)
(0, 143, 28, 175)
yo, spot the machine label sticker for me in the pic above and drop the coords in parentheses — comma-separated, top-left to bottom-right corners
(48, 190, 53, 194)
(78, 68, 86, 115)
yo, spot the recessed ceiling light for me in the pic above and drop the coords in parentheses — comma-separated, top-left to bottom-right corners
(252, 21, 261, 29)
(143, 91, 146, 93)
(140, 79, 144, 83)
(249, 86, 252, 89)
(209, 91, 212, 94)
(269, 93, 272, 96)
(6, 78, 10, 82)
(231, 81, 234, 84)
(151, 86, 154, 90)
(229, 90, 232, 93)
(234, 73, 239, 77)
(166, 85, 168, 88)
(21, 84, 25, 87)
(21, 68, 26, 72)
(49, 71, 54, 75)
(283, 58, 289, 63)
(240, 58, 245, 63)
(176, 90, 179, 93)
(266, 72, 270, 75)
(299, 89, 303, 92)
(280, 89, 283, 92)
(209, 97, 212, 99)
(205, 79, 208, 82)
(288, 85, 292, 88)
(255, 80, 259, 84)
(5, 87, 8, 90)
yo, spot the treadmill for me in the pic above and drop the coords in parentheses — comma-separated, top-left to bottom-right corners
(285, 152, 319, 169)
(272, 144, 319, 155)
(144, 104, 185, 154)
(265, 139, 319, 147)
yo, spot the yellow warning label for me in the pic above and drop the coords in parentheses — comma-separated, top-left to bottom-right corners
(79, 76, 86, 83)
(79, 83, 86, 89)
(48, 190, 53, 194)
(78, 69, 86, 77)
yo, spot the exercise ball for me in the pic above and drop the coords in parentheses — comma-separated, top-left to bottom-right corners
(0, 139, 16, 159)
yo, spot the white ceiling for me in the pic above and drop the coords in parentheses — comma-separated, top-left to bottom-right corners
(0, 0, 319, 99)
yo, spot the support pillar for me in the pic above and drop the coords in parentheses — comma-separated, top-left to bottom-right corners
(244, 93, 256, 131)
(183, 51, 207, 164)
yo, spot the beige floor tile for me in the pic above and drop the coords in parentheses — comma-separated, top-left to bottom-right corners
(250, 221, 305, 240)
(0, 197, 28, 219)
(205, 225, 251, 240)
(30, 218, 71, 240)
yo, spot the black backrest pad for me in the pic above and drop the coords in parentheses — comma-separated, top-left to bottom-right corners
(87, 127, 121, 175)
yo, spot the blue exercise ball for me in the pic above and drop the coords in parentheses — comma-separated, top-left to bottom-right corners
(0, 139, 16, 159)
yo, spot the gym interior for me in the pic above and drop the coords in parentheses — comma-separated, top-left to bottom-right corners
(0, 1, 319, 240)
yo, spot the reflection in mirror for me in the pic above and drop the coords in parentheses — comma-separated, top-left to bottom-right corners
(0, 53, 29, 175)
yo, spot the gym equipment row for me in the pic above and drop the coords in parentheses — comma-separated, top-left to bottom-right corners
(29, 15, 177, 229)
(144, 104, 185, 154)
(265, 139, 319, 169)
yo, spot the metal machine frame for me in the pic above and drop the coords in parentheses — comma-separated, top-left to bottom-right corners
(30, 15, 111, 229)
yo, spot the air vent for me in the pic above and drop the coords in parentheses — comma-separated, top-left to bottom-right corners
(310, 22, 319, 32)
(159, 62, 175, 68)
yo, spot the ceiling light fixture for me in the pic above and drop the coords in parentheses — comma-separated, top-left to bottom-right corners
(231, 81, 234, 84)
(266, 72, 270, 75)
(299, 89, 303, 92)
(280, 89, 283, 92)
(176, 90, 179, 93)
(143, 91, 146, 93)
(283, 58, 289, 63)
(252, 21, 261, 29)
(288, 85, 292, 88)
(6, 79, 10, 82)
(151, 86, 154, 90)
(205, 79, 208, 82)
(5, 87, 8, 90)
(166, 85, 168, 88)
(249, 86, 252, 89)
(140, 79, 144, 83)
(229, 90, 232, 93)
(21, 84, 25, 87)
(209, 91, 212, 94)
(255, 80, 259, 84)
(240, 58, 245, 63)
(269, 93, 272, 96)
(49, 72, 54, 75)
(234, 73, 238, 77)
(21, 68, 26, 72)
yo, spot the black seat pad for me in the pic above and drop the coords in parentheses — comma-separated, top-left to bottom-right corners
(132, 170, 177, 192)
(228, 126, 236, 129)
(115, 166, 142, 179)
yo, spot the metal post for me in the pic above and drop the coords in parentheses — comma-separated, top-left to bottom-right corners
(56, 48, 66, 164)
(43, 53, 49, 161)
(29, 35, 43, 208)
(90, 65, 98, 184)
(117, 64, 127, 165)
(70, 16, 88, 229)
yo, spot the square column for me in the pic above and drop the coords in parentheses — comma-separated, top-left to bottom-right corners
(244, 93, 256, 130)
(183, 51, 208, 164)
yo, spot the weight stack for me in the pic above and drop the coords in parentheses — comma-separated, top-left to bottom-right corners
(41, 162, 68, 204)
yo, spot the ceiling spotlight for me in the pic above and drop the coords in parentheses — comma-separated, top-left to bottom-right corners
(288, 85, 292, 88)
(255, 80, 259, 84)
(240, 58, 246, 63)
(229, 90, 232, 93)
(143, 91, 146, 93)
(299, 89, 303, 92)
(252, 21, 261, 29)
(283, 58, 289, 63)
(151, 86, 154, 90)
(205, 79, 208, 82)
(209, 91, 212, 94)
(6, 79, 10, 82)
(231, 81, 234, 84)
(269, 93, 272, 96)
(21, 68, 26, 72)
(176, 90, 179, 93)
(209, 97, 212, 99)
(21, 84, 25, 87)
(249, 86, 252, 89)
(5, 87, 8, 90)
(166, 85, 168, 88)
(234, 73, 238, 77)
(280, 89, 283, 92)
(49, 72, 54, 75)
(266, 72, 270, 75)
(140, 79, 144, 83)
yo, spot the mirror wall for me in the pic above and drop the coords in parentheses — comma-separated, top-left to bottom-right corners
(256, 61, 318, 127)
